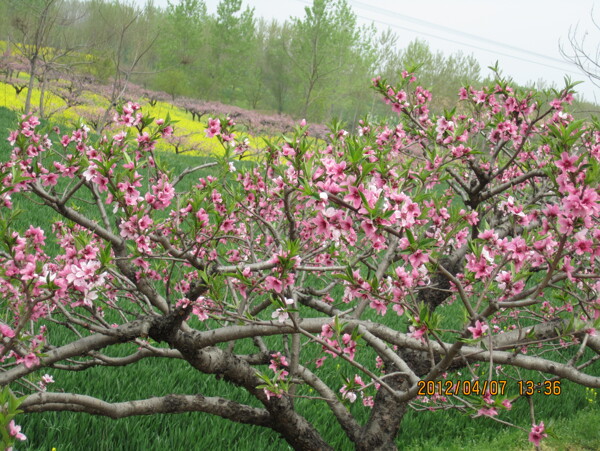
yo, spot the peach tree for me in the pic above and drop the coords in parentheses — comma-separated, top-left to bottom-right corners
(0, 72, 599, 450)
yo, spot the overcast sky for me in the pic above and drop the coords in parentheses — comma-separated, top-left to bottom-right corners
(140, 0, 600, 103)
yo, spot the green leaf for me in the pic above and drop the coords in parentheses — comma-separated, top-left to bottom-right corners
(99, 243, 112, 267)
(405, 228, 415, 246)
(333, 315, 346, 336)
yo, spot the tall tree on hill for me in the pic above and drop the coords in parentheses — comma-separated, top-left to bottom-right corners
(241, 18, 268, 110)
(392, 39, 481, 112)
(210, 0, 256, 104)
(86, 0, 159, 131)
(152, 0, 208, 100)
(286, 0, 361, 120)
(0, 1, 9, 41)
(7, 0, 69, 114)
(327, 22, 380, 125)
(33, 1, 89, 118)
(262, 20, 294, 115)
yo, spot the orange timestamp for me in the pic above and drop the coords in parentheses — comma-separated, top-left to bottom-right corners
(517, 380, 561, 396)
(416, 379, 562, 396)
(417, 379, 508, 396)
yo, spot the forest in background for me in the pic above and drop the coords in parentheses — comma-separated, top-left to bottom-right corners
(0, 0, 597, 127)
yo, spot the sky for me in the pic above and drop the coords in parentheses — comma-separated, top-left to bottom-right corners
(141, 0, 600, 103)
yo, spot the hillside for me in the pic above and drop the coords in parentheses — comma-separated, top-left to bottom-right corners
(0, 61, 329, 155)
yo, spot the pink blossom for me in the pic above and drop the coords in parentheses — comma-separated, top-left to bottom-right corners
(370, 298, 387, 315)
(342, 334, 357, 360)
(41, 172, 59, 186)
(264, 388, 282, 401)
(409, 250, 429, 268)
(8, 129, 19, 145)
(354, 375, 366, 387)
(192, 301, 210, 321)
(472, 90, 487, 104)
(482, 391, 493, 404)
(340, 385, 357, 403)
(467, 320, 489, 339)
(550, 98, 563, 109)
(392, 302, 405, 316)
(23, 353, 39, 369)
(196, 208, 209, 226)
(147, 177, 175, 209)
(315, 357, 327, 368)
(343, 185, 363, 209)
(161, 125, 173, 138)
(0, 323, 15, 338)
(478, 229, 498, 241)
(272, 308, 288, 323)
(475, 407, 498, 417)
(269, 352, 289, 379)
(321, 323, 334, 339)
(495, 271, 512, 291)
(265, 276, 283, 293)
(8, 420, 26, 441)
(205, 118, 221, 138)
(528, 422, 547, 447)
(465, 253, 493, 279)
(563, 188, 599, 218)
(409, 325, 427, 343)
(362, 395, 374, 407)
(555, 152, 578, 173)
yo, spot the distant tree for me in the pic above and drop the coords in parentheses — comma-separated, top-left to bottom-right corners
(7, 0, 71, 114)
(152, 69, 188, 101)
(87, 0, 159, 131)
(34, 10, 87, 119)
(0, 1, 10, 41)
(151, 0, 208, 99)
(286, 0, 362, 120)
(327, 22, 381, 125)
(392, 39, 481, 112)
(561, 9, 600, 103)
(209, 0, 256, 104)
(241, 18, 268, 110)
(263, 20, 294, 115)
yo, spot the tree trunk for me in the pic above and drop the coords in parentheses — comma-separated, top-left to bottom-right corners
(24, 58, 37, 114)
(148, 310, 335, 451)
(356, 362, 410, 450)
(38, 75, 47, 119)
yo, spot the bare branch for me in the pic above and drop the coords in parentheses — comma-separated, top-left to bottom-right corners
(22, 392, 273, 426)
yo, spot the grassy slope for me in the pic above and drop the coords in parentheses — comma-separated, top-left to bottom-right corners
(0, 101, 598, 450)
(0, 78, 264, 156)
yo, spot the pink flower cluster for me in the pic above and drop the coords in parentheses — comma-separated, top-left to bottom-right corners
(529, 422, 547, 446)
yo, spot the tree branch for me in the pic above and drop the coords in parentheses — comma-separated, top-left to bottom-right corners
(21, 392, 273, 426)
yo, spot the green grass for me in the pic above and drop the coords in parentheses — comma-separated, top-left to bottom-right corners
(15, 354, 600, 450)
(0, 107, 17, 145)
(404, 406, 600, 451)
(0, 107, 599, 450)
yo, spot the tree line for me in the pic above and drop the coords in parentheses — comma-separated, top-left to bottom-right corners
(0, 0, 488, 124)
(1, 0, 597, 125)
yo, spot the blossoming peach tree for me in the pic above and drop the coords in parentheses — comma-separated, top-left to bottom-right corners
(0, 71, 599, 450)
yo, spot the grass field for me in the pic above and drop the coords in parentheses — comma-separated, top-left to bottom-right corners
(0, 77, 266, 156)
(0, 103, 599, 450)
